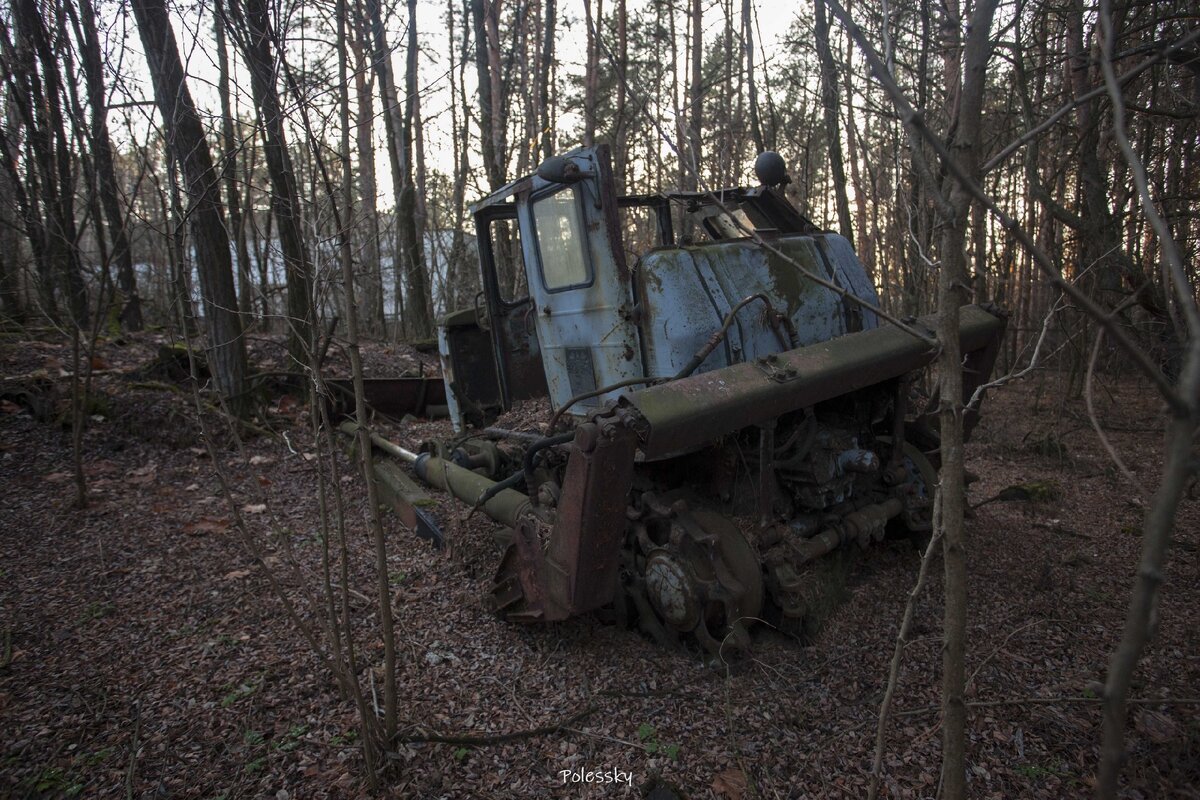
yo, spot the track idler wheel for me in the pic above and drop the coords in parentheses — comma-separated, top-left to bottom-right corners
(621, 500, 763, 661)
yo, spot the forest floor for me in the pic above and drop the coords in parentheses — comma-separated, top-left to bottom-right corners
(1, 328, 1198, 800)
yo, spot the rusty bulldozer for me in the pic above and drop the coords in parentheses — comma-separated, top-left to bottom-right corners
(366, 146, 1005, 657)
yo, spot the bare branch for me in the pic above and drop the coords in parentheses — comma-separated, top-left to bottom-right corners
(981, 26, 1200, 176)
(868, 491, 943, 800)
(1098, 6, 1200, 338)
(823, 0, 1188, 416)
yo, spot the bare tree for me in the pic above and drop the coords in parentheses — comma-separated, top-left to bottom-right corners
(741, 0, 765, 154)
(933, 3, 1002, 796)
(71, 0, 142, 330)
(4, 0, 88, 325)
(685, 0, 702, 189)
(400, 0, 432, 338)
(212, 0, 254, 322)
(0, 91, 25, 322)
(223, 0, 314, 367)
(351, 0, 385, 335)
(813, 0, 854, 243)
(131, 0, 248, 415)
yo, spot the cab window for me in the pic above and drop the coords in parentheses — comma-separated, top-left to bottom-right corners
(533, 188, 591, 291)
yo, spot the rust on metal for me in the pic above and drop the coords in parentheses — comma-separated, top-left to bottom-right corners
(326, 377, 447, 419)
(621, 305, 1005, 460)
(541, 415, 639, 616)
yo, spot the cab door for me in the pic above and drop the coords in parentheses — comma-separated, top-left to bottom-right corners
(519, 146, 645, 416)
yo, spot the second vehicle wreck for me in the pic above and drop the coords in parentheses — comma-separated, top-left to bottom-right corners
(368, 145, 1006, 657)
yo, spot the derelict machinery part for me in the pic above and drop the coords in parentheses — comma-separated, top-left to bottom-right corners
(357, 146, 1010, 657)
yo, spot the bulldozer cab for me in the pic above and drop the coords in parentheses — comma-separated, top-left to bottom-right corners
(440, 146, 645, 428)
(439, 144, 881, 431)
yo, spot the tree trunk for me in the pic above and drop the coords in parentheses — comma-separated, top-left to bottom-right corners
(471, 0, 506, 190)
(352, 0, 385, 335)
(8, 0, 88, 325)
(131, 0, 248, 415)
(612, 0, 628, 188)
(686, 0, 703, 190)
(0, 105, 25, 321)
(225, 0, 314, 367)
(336, 0, 397, 754)
(73, 0, 142, 330)
(742, 0, 765, 154)
(538, 0, 556, 159)
(814, 0, 854, 243)
(0, 97, 34, 322)
(400, 0, 432, 338)
(447, 0, 475, 312)
(583, 0, 600, 147)
(213, 0, 253, 324)
(936, 3, 1000, 799)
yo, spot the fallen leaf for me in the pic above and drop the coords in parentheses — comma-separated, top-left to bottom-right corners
(1136, 709, 1178, 744)
(223, 569, 252, 580)
(712, 768, 747, 799)
(243, 503, 267, 514)
(249, 455, 274, 466)
(1, 400, 22, 414)
(43, 472, 71, 483)
(184, 518, 229, 535)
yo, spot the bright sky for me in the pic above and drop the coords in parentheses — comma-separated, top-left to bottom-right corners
(100, 0, 810, 209)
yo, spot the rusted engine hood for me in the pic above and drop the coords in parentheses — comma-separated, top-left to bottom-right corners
(619, 304, 1006, 460)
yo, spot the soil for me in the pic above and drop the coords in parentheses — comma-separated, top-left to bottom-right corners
(1, 330, 1197, 799)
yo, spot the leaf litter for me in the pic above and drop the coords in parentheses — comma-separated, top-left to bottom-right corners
(0, 332, 1197, 798)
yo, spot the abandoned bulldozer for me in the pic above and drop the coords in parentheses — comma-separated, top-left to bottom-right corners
(376, 145, 1005, 657)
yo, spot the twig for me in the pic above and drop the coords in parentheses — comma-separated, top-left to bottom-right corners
(0, 628, 11, 669)
(896, 696, 1200, 717)
(330, 582, 372, 605)
(1029, 520, 1094, 540)
(966, 619, 1055, 692)
(1098, 9, 1200, 339)
(979, 26, 1200, 176)
(823, 0, 1188, 417)
(563, 726, 654, 752)
(1084, 329, 1142, 494)
(395, 705, 598, 746)
(868, 490, 943, 800)
(124, 702, 140, 800)
(589, 19, 936, 348)
(966, 291, 1065, 411)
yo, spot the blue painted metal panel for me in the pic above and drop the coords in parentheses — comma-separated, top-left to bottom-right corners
(636, 234, 880, 380)
(436, 325, 464, 432)
(636, 248, 730, 378)
(521, 151, 646, 414)
(817, 234, 880, 331)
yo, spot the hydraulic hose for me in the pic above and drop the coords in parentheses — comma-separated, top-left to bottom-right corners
(673, 293, 792, 380)
(474, 468, 528, 507)
(522, 432, 576, 497)
(546, 377, 655, 432)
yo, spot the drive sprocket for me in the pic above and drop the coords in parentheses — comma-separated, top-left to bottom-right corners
(618, 495, 764, 661)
